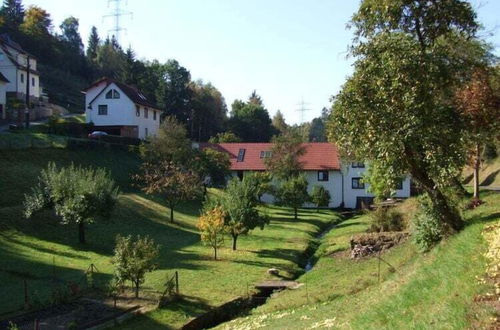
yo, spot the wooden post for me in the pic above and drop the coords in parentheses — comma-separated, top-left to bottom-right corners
(34, 319, 39, 330)
(175, 271, 179, 295)
(378, 250, 381, 283)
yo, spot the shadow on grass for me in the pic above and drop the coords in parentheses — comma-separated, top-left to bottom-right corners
(481, 169, 500, 186)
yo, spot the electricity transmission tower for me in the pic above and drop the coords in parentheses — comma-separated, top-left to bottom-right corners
(296, 99, 312, 123)
(103, 0, 133, 44)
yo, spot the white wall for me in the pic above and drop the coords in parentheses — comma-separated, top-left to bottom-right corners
(85, 83, 161, 139)
(0, 82, 6, 105)
(0, 47, 40, 98)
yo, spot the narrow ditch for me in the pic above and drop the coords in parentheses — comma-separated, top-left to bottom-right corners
(182, 210, 356, 330)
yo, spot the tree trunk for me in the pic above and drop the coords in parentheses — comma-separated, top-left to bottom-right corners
(294, 207, 298, 220)
(78, 222, 85, 244)
(214, 247, 217, 260)
(473, 142, 481, 199)
(404, 147, 464, 231)
(232, 234, 238, 251)
(170, 207, 174, 224)
(135, 280, 139, 298)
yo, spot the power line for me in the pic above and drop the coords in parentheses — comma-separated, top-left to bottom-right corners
(103, 0, 133, 44)
(296, 98, 311, 124)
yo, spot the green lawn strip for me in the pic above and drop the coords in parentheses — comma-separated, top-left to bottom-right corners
(0, 148, 339, 329)
(216, 193, 499, 329)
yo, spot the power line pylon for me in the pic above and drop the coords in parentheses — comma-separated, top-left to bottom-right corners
(296, 98, 311, 124)
(103, 0, 133, 44)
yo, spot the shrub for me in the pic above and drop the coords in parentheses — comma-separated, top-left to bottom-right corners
(368, 206, 405, 232)
(310, 185, 331, 210)
(411, 196, 444, 251)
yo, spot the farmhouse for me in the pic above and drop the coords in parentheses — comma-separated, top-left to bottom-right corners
(200, 142, 411, 209)
(0, 72, 8, 120)
(83, 78, 163, 139)
(0, 34, 41, 101)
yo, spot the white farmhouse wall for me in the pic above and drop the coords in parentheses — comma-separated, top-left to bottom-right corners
(85, 82, 161, 139)
(0, 82, 7, 105)
(0, 47, 40, 98)
(342, 164, 411, 209)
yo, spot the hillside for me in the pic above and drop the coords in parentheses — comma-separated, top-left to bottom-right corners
(463, 156, 500, 189)
(218, 193, 500, 329)
(0, 146, 340, 328)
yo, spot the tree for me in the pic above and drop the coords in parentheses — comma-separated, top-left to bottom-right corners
(272, 110, 288, 135)
(309, 116, 326, 142)
(112, 235, 160, 298)
(245, 172, 273, 202)
(208, 132, 241, 143)
(95, 38, 126, 80)
(140, 116, 193, 165)
(276, 175, 309, 220)
(455, 68, 500, 199)
(0, 0, 24, 32)
(328, 0, 487, 232)
(363, 161, 402, 202)
(265, 130, 306, 180)
(310, 185, 331, 211)
(24, 163, 119, 244)
(196, 148, 231, 187)
(248, 90, 263, 106)
(197, 206, 226, 260)
(228, 99, 276, 142)
(212, 177, 269, 250)
(59, 16, 83, 54)
(86, 26, 100, 62)
(135, 160, 201, 223)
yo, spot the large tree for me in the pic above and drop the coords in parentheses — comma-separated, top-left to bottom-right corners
(455, 68, 500, 199)
(59, 16, 83, 54)
(228, 99, 276, 142)
(328, 0, 488, 232)
(24, 163, 120, 244)
(86, 26, 100, 63)
(265, 130, 306, 180)
(276, 175, 310, 220)
(0, 0, 24, 32)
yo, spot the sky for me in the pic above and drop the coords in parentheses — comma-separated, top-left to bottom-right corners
(23, 0, 500, 124)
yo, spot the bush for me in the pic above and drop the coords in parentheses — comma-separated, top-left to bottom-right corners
(310, 185, 331, 210)
(411, 196, 444, 251)
(368, 206, 404, 232)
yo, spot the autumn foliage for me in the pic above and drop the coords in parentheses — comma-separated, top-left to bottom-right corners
(197, 206, 227, 260)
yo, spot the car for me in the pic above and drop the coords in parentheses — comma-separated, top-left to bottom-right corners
(88, 131, 108, 139)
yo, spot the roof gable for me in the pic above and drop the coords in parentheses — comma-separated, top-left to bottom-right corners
(201, 142, 341, 171)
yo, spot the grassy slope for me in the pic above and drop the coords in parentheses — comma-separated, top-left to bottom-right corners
(0, 147, 340, 328)
(463, 157, 500, 188)
(221, 193, 499, 329)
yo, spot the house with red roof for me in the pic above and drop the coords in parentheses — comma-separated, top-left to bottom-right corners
(82, 77, 163, 139)
(200, 142, 411, 209)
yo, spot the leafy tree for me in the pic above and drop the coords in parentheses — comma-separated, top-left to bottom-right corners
(212, 177, 269, 250)
(248, 90, 263, 106)
(135, 160, 201, 223)
(308, 109, 329, 142)
(196, 148, 231, 187)
(455, 68, 500, 199)
(156, 59, 192, 121)
(86, 26, 100, 62)
(95, 37, 126, 79)
(197, 206, 226, 260)
(272, 110, 288, 135)
(228, 99, 276, 142)
(329, 0, 487, 232)
(208, 132, 241, 143)
(0, 0, 24, 32)
(24, 163, 119, 244)
(245, 172, 273, 202)
(363, 161, 402, 202)
(310, 185, 331, 211)
(276, 175, 309, 220)
(140, 116, 193, 164)
(112, 235, 160, 298)
(265, 130, 305, 180)
(59, 16, 83, 54)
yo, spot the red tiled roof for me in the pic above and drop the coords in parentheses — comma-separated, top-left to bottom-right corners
(200, 142, 341, 171)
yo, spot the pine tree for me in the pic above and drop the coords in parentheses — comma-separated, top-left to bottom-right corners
(0, 0, 24, 31)
(86, 26, 100, 62)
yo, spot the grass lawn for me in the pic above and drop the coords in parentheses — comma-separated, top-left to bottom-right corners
(219, 192, 500, 329)
(0, 147, 340, 328)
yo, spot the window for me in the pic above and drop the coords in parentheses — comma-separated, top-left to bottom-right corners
(352, 177, 365, 189)
(31, 77, 35, 87)
(318, 171, 329, 182)
(105, 89, 120, 99)
(135, 105, 140, 117)
(144, 108, 148, 119)
(145, 127, 148, 137)
(20, 73, 24, 83)
(259, 150, 272, 158)
(98, 104, 108, 115)
(395, 179, 403, 190)
(237, 148, 246, 162)
(352, 162, 365, 168)
(153, 111, 157, 121)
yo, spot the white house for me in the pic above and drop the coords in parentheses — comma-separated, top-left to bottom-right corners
(0, 72, 8, 120)
(0, 34, 41, 100)
(82, 78, 163, 139)
(200, 142, 411, 209)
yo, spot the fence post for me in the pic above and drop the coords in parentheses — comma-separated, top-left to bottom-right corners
(24, 279, 29, 308)
(175, 271, 179, 295)
(378, 250, 381, 283)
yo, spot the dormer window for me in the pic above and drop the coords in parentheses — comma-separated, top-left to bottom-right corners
(105, 89, 120, 99)
(237, 149, 246, 162)
(260, 151, 272, 158)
